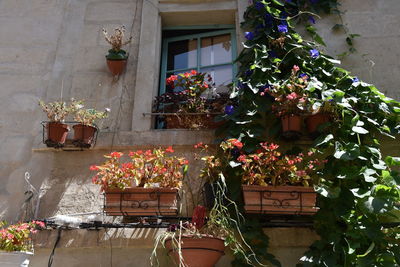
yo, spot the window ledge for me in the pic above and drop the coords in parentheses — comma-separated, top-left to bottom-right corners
(33, 130, 217, 152)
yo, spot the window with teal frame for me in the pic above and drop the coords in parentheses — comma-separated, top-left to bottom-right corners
(160, 26, 237, 95)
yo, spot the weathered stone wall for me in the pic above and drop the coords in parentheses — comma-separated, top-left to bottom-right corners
(0, 0, 399, 266)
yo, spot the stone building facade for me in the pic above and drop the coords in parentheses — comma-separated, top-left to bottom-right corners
(0, 0, 399, 266)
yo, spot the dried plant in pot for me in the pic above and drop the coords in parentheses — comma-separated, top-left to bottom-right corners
(90, 147, 188, 216)
(103, 26, 132, 76)
(270, 65, 309, 140)
(39, 99, 81, 147)
(0, 221, 45, 267)
(216, 139, 326, 215)
(72, 106, 109, 147)
(154, 70, 229, 129)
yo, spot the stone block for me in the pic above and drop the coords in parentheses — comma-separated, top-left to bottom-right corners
(85, 2, 137, 22)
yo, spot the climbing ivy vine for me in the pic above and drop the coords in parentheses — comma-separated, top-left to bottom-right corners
(218, 0, 400, 266)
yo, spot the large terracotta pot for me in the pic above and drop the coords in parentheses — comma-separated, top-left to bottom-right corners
(165, 114, 223, 129)
(306, 113, 330, 135)
(0, 251, 33, 267)
(104, 187, 178, 216)
(106, 58, 127, 76)
(72, 124, 97, 147)
(46, 122, 69, 147)
(242, 185, 317, 215)
(165, 235, 225, 267)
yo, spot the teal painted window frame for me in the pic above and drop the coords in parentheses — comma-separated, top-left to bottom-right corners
(159, 27, 237, 95)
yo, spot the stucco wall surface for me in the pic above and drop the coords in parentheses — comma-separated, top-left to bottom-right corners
(0, 0, 399, 266)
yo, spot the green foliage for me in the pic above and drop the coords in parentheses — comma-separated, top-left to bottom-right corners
(218, 0, 400, 266)
(106, 49, 128, 60)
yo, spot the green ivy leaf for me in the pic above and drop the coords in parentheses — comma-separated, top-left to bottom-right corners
(352, 126, 369, 134)
(385, 156, 400, 166)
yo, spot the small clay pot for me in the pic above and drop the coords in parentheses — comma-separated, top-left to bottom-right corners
(165, 236, 225, 267)
(106, 58, 127, 76)
(72, 124, 97, 147)
(306, 113, 330, 136)
(281, 114, 302, 139)
(46, 122, 69, 146)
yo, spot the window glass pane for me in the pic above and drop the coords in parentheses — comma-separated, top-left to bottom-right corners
(201, 34, 231, 66)
(201, 65, 232, 92)
(167, 39, 197, 70)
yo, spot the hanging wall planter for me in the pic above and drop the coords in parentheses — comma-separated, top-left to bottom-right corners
(103, 187, 179, 216)
(102, 26, 132, 76)
(242, 185, 318, 215)
(165, 236, 225, 267)
(106, 57, 128, 76)
(0, 251, 33, 267)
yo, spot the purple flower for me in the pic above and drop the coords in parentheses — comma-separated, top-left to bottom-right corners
(268, 50, 277, 58)
(308, 16, 316, 24)
(224, 105, 234, 115)
(245, 31, 255, 40)
(310, 49, 320, 59)
(245, 70, 253, 76)
(264, 13, 273, 26)
(299, 73, 308, 79)
(352, 77, 359, 83)
(278, 24, 288, 33)
(255, 2, 264, 10)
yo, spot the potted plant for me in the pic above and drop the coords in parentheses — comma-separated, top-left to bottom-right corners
(0, 221, 45, 267)
(102, 26, 132, 76)
(270, 65, 308, 139)
(73, 107, 109, 147)
(306, 99, 337, 138)
(90, 147, 188, 216)
(39, 99, 81, 147)
(216, 139, 325, 215)
(154, 70, 228, 129)
(153, 206, 225, 267)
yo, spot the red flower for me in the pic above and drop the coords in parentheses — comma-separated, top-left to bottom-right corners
(268, 143, 279, 150)
(165, 146, 174, 153)
(110, 152, 123, 158)
(230, 139, 243, 149)
(190, 70, 197, 75)
(145, 150, 152, 156)
(237, 155, 247, 163)
(89, 165, 98, 171)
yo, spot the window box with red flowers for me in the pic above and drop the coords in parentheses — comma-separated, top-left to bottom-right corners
(153, 70, 229, 130)
(90, 147, 188, 216)
(0, 221, 45, 267)
(200, 139, 325, 215)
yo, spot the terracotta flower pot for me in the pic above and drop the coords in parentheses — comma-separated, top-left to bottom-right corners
(0, 251, 33, 267)
(46, 122, 69, 147)
(104, 187, 178, 216)
(106, 58, 127, 76)
(165, 236, 225, 267)
(242, 185, 318, 215)
(165, 114, 223, 129)
(281, 114, 302, 139)
(72, 124, 97, 147)
(306, 113, 330, 136)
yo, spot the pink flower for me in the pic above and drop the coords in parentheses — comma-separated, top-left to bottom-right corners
(307, 151, 314, 156)
(89, 165, 98, 171)
(110, 152, 123, 158)
(286, 92, 298, 100)
(293, 65, 300, 72)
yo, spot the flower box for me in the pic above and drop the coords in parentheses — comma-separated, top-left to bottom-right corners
(242, 185, 318, 215)
(103, 187, 179, 216)
(165, 235, 225, 267)
(0, 251, 33, 267)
